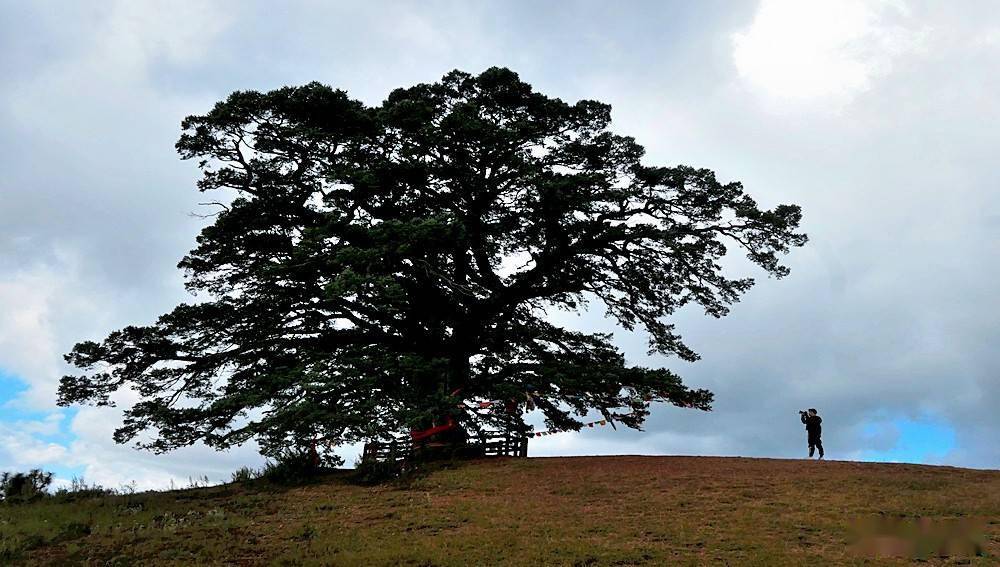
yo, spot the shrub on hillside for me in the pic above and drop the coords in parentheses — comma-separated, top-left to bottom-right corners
(260, 448, 343, 485)
(352, 458, 404, 485)
(230, 466, 261, 485)
(0, 469, 53, 504)
(52, 476, 116, 502)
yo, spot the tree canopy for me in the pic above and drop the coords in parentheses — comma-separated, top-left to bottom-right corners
(59, 68, 807, 457)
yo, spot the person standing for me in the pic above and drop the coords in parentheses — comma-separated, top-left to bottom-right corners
(799, 408, 824, 459)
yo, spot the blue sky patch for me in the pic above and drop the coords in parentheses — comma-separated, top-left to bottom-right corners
(0, 368, 82, 480)
(861, 416, 957, 465)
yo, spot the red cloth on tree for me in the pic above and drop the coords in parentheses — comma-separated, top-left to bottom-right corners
(410, 415, 456, 442)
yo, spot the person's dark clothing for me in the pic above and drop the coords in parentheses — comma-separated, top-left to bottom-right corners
(801, 414, 824, 458)
(801, 414, 822, 436)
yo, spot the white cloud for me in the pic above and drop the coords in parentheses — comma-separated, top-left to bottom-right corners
(0, 423, 69, 470)
(0, 246, 122, 409)
(62, 407, 261, 489)
(732, 0, 927, 107)
(13, 413, 65, 436)
(0, 262, 69, 407)
(100, 0, 231, 69)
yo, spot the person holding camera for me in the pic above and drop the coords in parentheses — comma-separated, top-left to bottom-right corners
(799, 408, 824, 459)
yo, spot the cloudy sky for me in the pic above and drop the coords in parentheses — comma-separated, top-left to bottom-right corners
(2, 0, 998, 488)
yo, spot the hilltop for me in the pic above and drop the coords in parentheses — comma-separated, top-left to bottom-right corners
(2, 456, 997, 565)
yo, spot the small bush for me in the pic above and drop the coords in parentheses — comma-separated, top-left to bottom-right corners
(0, 534, 46, 561)
(260, 447, 343, 485)
(186, 475, 211, 489)
(55, 522, 92, 542)
(0, 538, 24, 562)
(292, 524, 317, 541)
(260, 450, 319, 485)
(352, 458, 404, 485)
(230, 466, 260, 485)
(52, 476, 115, 502)
(18, 534, 45, 551)
(0, 469, 53, 504)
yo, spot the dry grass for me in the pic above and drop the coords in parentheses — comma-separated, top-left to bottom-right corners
(2, 456, 998, 565)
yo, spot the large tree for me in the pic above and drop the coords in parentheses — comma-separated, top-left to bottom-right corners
(60, 68, 806, 457)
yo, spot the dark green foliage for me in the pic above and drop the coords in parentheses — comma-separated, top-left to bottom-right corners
(292, 525, 317, 542)
(352, 458, 405, 485)
(230, 466, 260, 485)
(260, 448, 342, 485)
(51, 477, 115, 502)
(1, 470, 53, 504)
(54, 522, 91, 542)
(59, 68, 807, 457)
(0, 540, 22, 563)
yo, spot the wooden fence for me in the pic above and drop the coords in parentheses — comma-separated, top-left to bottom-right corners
(361, 433, 529, 464)
(360, 439, 411, 465)
(481, 433, 529, 458)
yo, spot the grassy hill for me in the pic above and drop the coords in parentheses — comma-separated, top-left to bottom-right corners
(1, 456, 997, 565)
